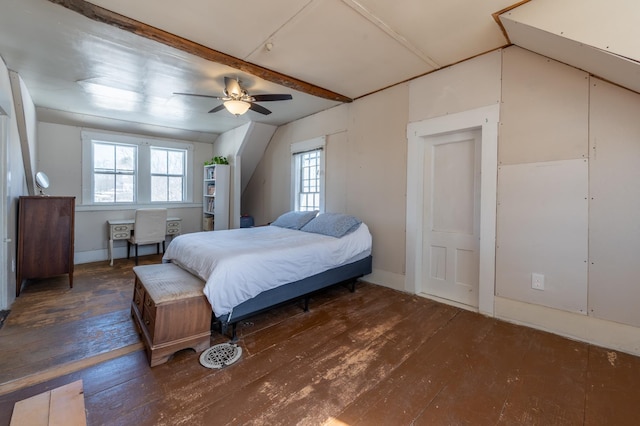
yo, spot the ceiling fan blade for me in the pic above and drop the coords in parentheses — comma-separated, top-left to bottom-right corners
(248, 103, 272, 115)
(208, 104, 226, 113)
(224, 77, 242, 97)
(173, 92, 221, 100)
(251, 94, 293, 102)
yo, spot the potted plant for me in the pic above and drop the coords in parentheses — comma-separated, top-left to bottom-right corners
(204, 156, 229, 166)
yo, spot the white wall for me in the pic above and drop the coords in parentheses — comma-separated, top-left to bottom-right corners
(211, 125, 244, 230)
(212, 122, 277, 229)
(0, 60, 31, 309)
(37, 122, 214, 264)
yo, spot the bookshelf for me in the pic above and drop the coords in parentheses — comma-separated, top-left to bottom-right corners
(203, 164, 230, 231)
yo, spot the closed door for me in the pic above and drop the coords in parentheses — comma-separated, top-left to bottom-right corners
(422, 129, 481, 307)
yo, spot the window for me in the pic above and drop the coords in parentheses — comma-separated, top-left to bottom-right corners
(296, 150, 321, 211)
(291, 136, 325, 212)
(82, 130, 193, 205)
(151, 147, 185, 202)
(93, 142, 136, 203)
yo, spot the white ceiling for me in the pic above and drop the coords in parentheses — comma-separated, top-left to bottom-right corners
(0, 0, 516, 141)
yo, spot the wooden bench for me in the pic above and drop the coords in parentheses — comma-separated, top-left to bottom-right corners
(131, 263, 212, 367)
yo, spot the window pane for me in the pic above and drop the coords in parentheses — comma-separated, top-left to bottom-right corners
(168, 176, 183, 201)
(151, 175, 167, 202)
(295, 149, 321, 211)
(151, 148, 167, 174)
(116, 174, 134, 202)
(116, 145, 135, 173)
(94, 143, 114, 171)
(94, 174, 115, 202)
(168, 151, 184, 174)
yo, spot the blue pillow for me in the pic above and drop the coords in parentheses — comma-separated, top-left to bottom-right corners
(270, 210, 318, 230)
(300, 213, 362, 238)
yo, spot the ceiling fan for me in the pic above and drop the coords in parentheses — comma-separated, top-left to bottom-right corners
(174, 77, 292, 116)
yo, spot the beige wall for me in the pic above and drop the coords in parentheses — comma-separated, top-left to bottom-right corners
(243, 104, 350, 226)
(243, 46, 640, 354)
(243, 85, 410, 286)
(587, 78, 640, 327)
(496, 46, 640, 330)
(496, 47, 590, 313)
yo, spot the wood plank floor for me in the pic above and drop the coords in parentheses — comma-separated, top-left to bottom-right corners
(1, 255, 640, 425)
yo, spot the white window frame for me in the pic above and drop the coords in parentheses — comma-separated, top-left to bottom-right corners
(150, 146, 187, 202)
(290, 136, 325, 212)
(81, 130, 194, 206)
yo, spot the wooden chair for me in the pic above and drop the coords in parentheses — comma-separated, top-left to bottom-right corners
(127, 208, 168, 265)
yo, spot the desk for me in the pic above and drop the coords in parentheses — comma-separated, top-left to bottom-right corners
(108, 217, 181, 266)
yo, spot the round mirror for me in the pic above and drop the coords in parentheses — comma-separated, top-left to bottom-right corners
(35, 171, 49, 194)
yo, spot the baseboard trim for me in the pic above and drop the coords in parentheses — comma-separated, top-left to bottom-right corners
(495, 296, 640, 357)
(364, 269, 405, 292)
(74, 245, 166, 265)
(417, 292, 479, 313)
(0, 342, 144, 396)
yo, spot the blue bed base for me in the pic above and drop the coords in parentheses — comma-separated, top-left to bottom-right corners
(216, 255, 372, 340)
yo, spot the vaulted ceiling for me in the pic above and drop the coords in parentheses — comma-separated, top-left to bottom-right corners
(0, 0, 638, 142)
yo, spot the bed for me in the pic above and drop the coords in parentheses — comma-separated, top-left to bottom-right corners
(162, 212, 373, 338)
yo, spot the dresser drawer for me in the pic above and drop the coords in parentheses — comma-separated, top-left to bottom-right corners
(143, 291, 157, 318)
(111, 224, 132, 240)
(142, 307, 156, 341)
(167, 221, 181, 235)
(133, 286, 144, 313)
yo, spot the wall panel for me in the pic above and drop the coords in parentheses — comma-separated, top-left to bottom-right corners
(500, 47, 589, 165)
(324, 131, 348, 214)
(496, 159, 588, 314)
(409, 50, 501, 123)
(588, 78, 640, 327)
(348, 84, 409, 275)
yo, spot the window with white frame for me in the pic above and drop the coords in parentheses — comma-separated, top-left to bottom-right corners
(150, 147, 185, 202)
(92, 141, 137, 203)
(291, 136, 325, 212)
(82, 130, 193, 205)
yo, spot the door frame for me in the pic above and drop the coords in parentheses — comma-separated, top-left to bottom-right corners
(0, 113, 7, 309)
(406, 104, 499, 316)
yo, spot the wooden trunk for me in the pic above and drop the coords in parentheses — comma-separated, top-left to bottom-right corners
(131, 264, 212, 366)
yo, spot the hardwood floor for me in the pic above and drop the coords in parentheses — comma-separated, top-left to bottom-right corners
(1, 256, 640, 425)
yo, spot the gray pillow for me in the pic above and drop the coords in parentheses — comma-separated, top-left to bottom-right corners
(270, 210, 318, 230)
(300, 213, 362, 238)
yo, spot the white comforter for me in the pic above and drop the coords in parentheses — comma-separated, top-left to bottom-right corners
(162, 223, 372, 319)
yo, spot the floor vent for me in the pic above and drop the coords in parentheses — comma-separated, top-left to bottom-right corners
(199, 343, 242, 369)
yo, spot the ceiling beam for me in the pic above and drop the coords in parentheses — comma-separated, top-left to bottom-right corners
(47, 0, 353, 103)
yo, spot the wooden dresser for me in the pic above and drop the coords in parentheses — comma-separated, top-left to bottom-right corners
(16, 196, 75, 297)
(131, 263, 212, 366)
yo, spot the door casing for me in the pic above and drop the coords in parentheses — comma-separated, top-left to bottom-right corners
(406, 104, 499, 316)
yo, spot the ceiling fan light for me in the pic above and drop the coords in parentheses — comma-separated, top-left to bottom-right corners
(224, 100, 250, 116)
